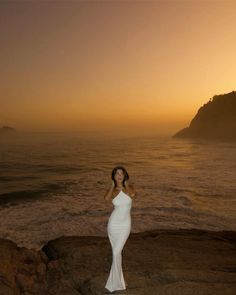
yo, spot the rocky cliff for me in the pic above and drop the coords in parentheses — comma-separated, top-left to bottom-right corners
(0, 228, 236, 294)
(173, 91, 236, 141)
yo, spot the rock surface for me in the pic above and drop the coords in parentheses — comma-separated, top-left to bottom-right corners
(173, 91, 236, 141)
(1, 228, 236, 294)
(0, 238, 48, 295)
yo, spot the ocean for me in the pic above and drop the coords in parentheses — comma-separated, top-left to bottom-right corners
(0, 131, 235, 250)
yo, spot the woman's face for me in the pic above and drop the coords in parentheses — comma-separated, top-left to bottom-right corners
(114, 169, 124, 183)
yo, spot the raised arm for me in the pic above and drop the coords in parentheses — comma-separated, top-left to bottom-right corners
(129, 184, 136, 198)
(124, 179, 137, 198)
(104, 181, 115, 201)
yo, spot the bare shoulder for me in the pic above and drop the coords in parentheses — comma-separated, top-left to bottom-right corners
(128, 184, 136, 198)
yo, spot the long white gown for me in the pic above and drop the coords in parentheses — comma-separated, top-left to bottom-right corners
(105, 190, 132, 292)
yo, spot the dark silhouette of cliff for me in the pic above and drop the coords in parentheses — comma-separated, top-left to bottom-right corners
(173, 91, 236, 141)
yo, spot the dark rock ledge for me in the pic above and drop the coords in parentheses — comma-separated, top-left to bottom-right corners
(1, 228, 236, 295)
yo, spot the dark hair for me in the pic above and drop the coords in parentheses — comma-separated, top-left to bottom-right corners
(111, 166, 129, 188)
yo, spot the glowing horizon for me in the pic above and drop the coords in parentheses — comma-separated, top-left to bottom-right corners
(1, 0, 236, 135)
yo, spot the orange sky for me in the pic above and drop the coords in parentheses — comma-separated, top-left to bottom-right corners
(1, 0, 236, 136)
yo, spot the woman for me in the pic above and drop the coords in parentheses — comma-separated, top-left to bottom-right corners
(104, 166, 136, 293)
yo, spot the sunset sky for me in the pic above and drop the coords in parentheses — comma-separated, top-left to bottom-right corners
(1, 0, 236, 136)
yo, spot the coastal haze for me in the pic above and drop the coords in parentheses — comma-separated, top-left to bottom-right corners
(0, 0, 236, 250)
(1, 132, 236, 249)
(1, 1, 236, 136)
(1, 2, 236, 293)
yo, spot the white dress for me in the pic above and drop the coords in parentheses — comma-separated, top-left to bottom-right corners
(105, 190, 132, 292)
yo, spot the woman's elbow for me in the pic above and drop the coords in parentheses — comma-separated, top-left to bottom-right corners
(104, 195, 110, 201)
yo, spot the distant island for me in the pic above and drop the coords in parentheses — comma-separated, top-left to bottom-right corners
(173, 90, 236, 142)
(0, 125, 16, 133)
